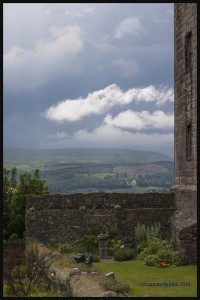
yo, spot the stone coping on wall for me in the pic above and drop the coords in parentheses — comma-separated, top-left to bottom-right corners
(26, 192, 175, 211)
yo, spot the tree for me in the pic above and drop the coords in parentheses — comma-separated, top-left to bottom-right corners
(3, 168, 49, 240)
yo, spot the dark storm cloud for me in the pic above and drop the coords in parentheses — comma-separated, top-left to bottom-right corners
(3, 3, 174, 156)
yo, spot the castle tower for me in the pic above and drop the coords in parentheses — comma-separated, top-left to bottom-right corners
(171, 3, 197, 264)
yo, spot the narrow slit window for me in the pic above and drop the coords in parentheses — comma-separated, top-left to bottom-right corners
(185, 32, 192, 72)
(186, 124, 192, 159)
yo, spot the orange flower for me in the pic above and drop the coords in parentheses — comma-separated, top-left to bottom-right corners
(157, 261, 170, 267)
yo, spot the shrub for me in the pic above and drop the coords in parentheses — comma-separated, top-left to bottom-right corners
(146, 224, 161, 242)
(108, 239, 122, 255)
(8, 233, 21, 242)
(135, 223, 147, 246)
(138, 237, 172, 260)
(137, 237, 182, 267)
(73, 223, 98, 253)
(113, 248, 135, 261)
(106, 219, 122, 239)
(73, 236, 98, 254)
(135, 223, 161, 247)
(171, 251, 182, 266)
(145, 255, 159, 266)
(99, 276, 131, 295)
(93, 254, 100, 262)
(136, 240, 148, 255)
(57, 243, 74, 255)
(157, 249, 182, 266)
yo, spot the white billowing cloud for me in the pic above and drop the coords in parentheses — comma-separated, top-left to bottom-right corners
(111, 58, 141, 77)
(45, 84, 174, 122)
(114, 17, 145, 39)
(40, 124, 174, 156)
(104, 110, 174, 130)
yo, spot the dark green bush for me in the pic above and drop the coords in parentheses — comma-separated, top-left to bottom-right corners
(137, 237, 182, 266)
(171, 251, 182, 266)
(157, 249, 182, 266)
(106, 219, 122, 239)
(138, 237, 172, 260)
(93, 254, 100, 262)
(57, 243, 74, 255)
(8, 233, 22, 242)
(113, 248, 135, 261)
(73, 236, 98, 254)
(73, 223, 98, 253)
(145, 255, 159, 266)
(108, 239, 122, 255)
(136, 240, 147, 255)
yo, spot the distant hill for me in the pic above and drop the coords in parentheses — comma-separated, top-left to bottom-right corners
(3, 148, 173, 171)
(3, 148, 174, 194)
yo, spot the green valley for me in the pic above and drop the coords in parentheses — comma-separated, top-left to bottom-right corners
(3, 148, 174, 194)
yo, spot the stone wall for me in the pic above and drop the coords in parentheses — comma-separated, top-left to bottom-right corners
(25, 193, 176, 247)
(170, 210, 197, 265)
(171, 3, 197, 265)
(174, 3, 197, 191)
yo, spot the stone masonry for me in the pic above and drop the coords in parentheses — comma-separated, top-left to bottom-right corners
(25, 193, 175, 247)
(170, 3, 197, 264)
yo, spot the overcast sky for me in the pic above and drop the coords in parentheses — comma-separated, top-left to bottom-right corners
(3, 3, 174, 157)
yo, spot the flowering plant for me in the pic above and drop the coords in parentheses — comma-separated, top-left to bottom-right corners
(157, 261, 171, 268)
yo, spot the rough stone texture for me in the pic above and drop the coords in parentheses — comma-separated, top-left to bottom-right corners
(25, 193, 175, 247)
(3, 243, 25, 275)
(171, 211, 197, 265)
(68, 268, 81, 278)
(171, 3, 197, 264)
(102, 291, 118, 297)
(98, 234, 109, 258)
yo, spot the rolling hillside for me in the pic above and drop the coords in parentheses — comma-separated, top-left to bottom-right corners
(3, 148, 174, 194)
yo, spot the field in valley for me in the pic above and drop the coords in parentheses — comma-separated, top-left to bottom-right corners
(3, 148, 174, 194)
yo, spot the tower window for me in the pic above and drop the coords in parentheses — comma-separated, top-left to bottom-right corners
(185, 32, 192, 72)
(186, 124, 192, 159)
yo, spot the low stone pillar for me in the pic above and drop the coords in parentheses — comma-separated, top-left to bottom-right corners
(97, 234, 109, 258)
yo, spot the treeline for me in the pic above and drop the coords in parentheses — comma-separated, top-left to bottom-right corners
(136, 172, 174, 188)
(42, 173, 130, 194)
(40, 162, 174, 194)
(3, 167, 49, 241)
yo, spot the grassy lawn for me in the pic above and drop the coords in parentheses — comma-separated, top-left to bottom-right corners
(94, 260, 197, 297)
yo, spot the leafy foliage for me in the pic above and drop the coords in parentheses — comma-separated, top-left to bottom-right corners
(145, 255, 159, 266)
(106, 219, 122, 239)
(3, 167, 49, 240)
(135, 223, 161, 252)
(73, 223, 99, 254)
(108, 239, 122, 255)
(113, 248, 136, 261)
(137, 236, 182, 266)
(57, 243, 74, 255)
(137, 237, 171, 260)
(156, 249, 182, 266)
